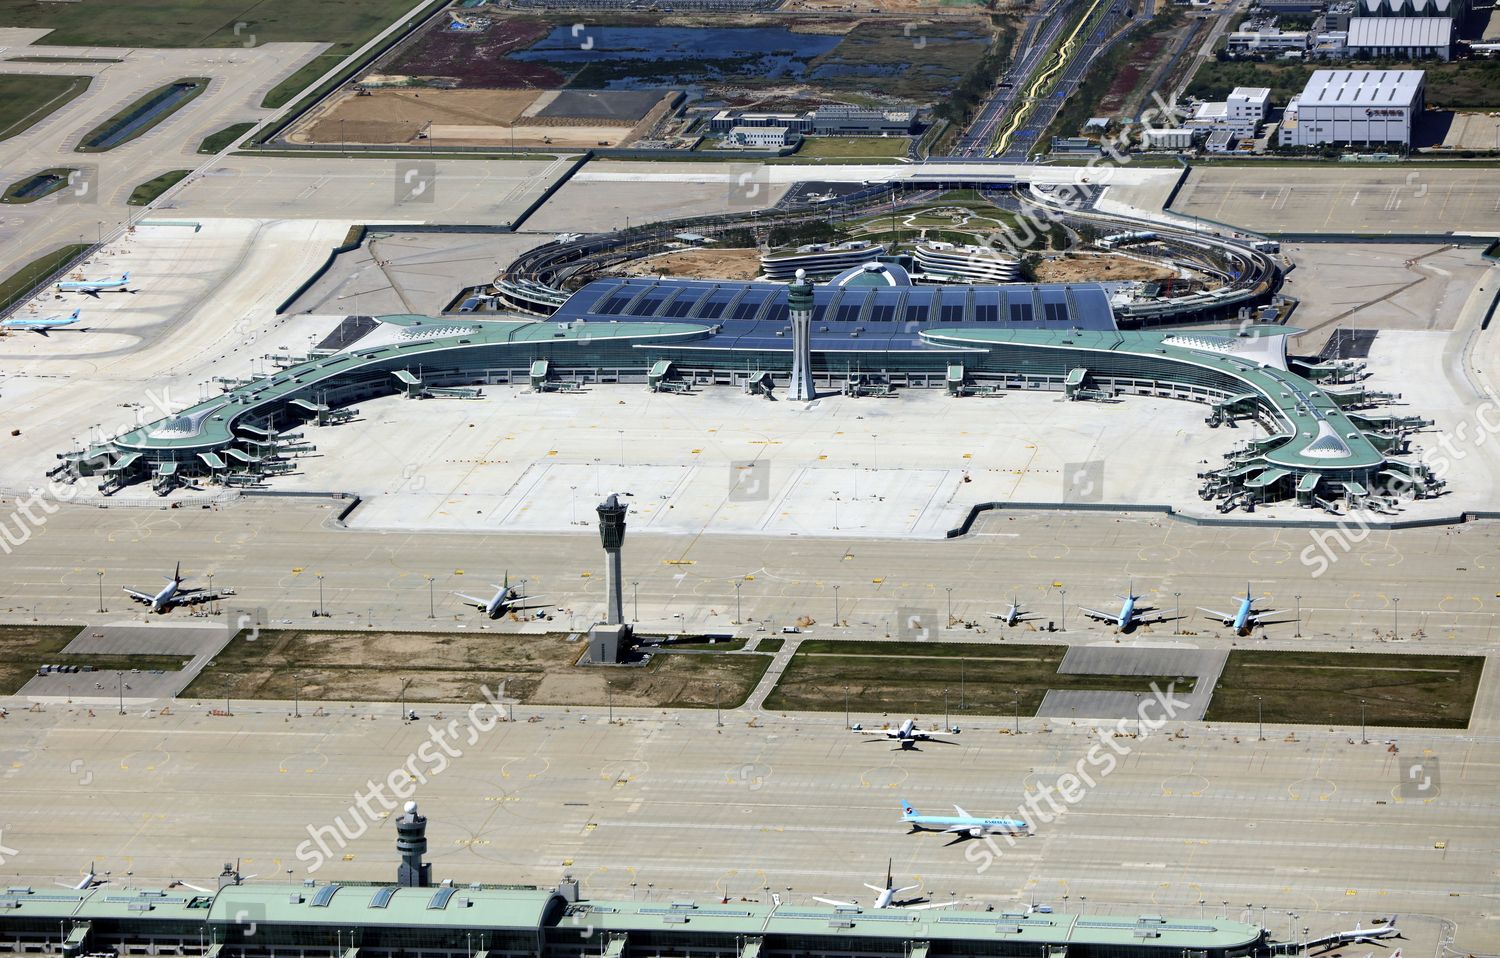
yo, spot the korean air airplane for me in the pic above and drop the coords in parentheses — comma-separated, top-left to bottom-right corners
(1199, 583, 1283, 635)
(900, 800, 1028, 839)
(1, 308, 81, 334)
(1079, 579, 1170, 631)
(57, 271, 129, 295)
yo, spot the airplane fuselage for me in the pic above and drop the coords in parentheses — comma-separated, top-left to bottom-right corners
(905, 814, 1027, 833)
(1231, 598, 1252, 632)
(1117, 596, 1136, 628)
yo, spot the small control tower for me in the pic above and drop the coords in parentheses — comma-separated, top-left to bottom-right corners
(787, 268, 815, 401)
(395, 800, 431, 887)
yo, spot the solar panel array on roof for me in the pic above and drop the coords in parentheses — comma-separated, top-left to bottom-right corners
(552, 278, 1116, 352)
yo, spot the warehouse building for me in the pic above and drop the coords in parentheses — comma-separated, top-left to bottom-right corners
(1345, 17, 1452, 58)
(1278, 69, 1424, 147)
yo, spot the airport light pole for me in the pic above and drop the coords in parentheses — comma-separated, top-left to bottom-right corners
(1360, 698, 1367, 744)
(833, 585, 840, 627)
(206, 573, 215, 615)
(401, 678, 413, 722)
(843, 685, 850, 729)
(1392, 596, 1399, 640)
(1173, 592, 1181, 634)
(632, 580, 639, 623)
(426, 576, 435, 619)
(96, 570, 105, 613)
(734, 581, 742, 625)
(608, 683, 614, 724)
(946, 587, 953, 627)
(959, 658, 965, 710)
(943, 688, 949, 733)
(118, 671, 125, 716)
(1294, 594, 1302, 637)
(715, 682, 722, 727)
(618, 429, 625, 467)
(1059, 589, 1067, 631)
(1011, 697, 1020, 734)
(294, 677, 301, 719)
(317, 573, 325, 618)
(1256, 694, 1264, 741)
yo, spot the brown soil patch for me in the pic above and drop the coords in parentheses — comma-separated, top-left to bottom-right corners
(618, 247, 763, 281)
(1037, 253, 1176, 283)
(186, 629, 770, 710)
(295, 89, 542, 144)
(382, 16, 564, 88)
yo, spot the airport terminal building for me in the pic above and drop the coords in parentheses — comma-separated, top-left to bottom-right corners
(65, 270, 1437, 508)
(0, 806, 1267, 958)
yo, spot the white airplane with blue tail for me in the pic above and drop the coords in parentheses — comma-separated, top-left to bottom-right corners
(1199, 584, 1283, 634)
(2, 308, 81, 334)
(1079, 579, 1169, 630)
(900, 800, 1028, 840)
(57, 271, 129, 295)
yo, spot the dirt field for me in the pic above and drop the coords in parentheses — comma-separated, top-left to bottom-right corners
(1036, 252, 1176, 283)
(291, 88, 662, 148)
(293, 89, 543, 144)
(619, 247, 763, 281)
(183, 629, 771, 709)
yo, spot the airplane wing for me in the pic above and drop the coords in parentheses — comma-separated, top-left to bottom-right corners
(858, 729, 899, 738)
(1079, 607, 1116, 622)
(453, 593, 490, 609)
(122, 588, 155, 603)
(1247, 610, 1282, 622)
(812, 897, 858, 909)
(506, 601, 551, 612)
(1197, 607, 1233, 622)
(952, 804, 971, 819)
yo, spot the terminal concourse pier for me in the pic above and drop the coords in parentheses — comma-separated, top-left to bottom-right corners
(0, 881, 1265, 958)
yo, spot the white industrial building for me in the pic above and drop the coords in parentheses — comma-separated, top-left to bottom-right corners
(911, 241, 1021, 283)
(722, 125, 794, 149)
(1141, 127, 1198, 150)
(1186, 87, 1270, 138)
(1345, 17, 1452, 58)
(1278, 69, 1424, 148)
(1225, 26, 1310, 54)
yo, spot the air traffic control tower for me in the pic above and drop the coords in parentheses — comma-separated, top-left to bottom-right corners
(589, 494, 631, 663)
(787, 268, 815, 401)
(395, 801, 431, 887)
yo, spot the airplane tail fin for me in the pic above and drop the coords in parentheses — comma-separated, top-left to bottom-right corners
(121, 272, 130, 282)
(175, 561, 182, 582)
(70, 309, 80, 320)
(900, 799, 917, 818)
(885, 858, 893, 890)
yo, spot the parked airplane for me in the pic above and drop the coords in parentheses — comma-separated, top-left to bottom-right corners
(55, 862, 105, 891)
(858, 717, 958, 749)
(1199, 584, 1282, 634)
(122, 562, 227, 613)
(988, 595, 1033, 627)
(1079, 580, 1169, 630)
(1347, 918, 1400, 943)
(900, 800, 1028, 839)
(455, 573, 548, 619)
(57, 271, 129, 295)
(813, 860, 957, 911)
(2, 308, 81, 334)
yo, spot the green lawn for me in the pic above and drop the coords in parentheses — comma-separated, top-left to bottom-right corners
(0, 243, 89, 313)
(0, 74, 91, 141)
(1205, 650, 1483, 729)
(75, 78, 208, 152)
(0, 626, 79, 694)
(197, 122, 257, 154)
(0, 0, 428, 109)
(781, 136, 912, 162)
(765, 641, 1195, 715)
(127, 170, 190, 206)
